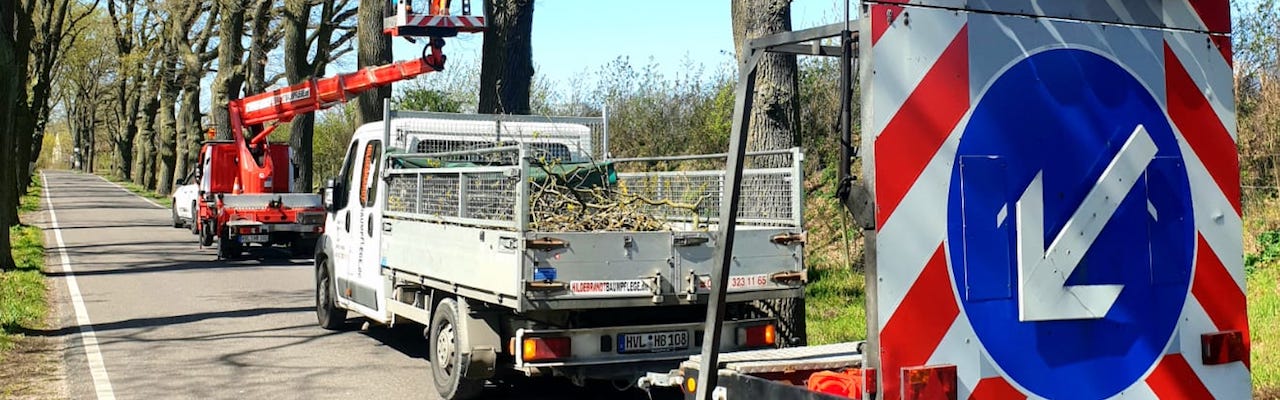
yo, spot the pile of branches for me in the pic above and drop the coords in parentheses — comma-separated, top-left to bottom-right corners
(528, 165, 709, 232)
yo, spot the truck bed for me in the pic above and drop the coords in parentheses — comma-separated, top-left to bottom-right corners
(379, 145, 807, 312)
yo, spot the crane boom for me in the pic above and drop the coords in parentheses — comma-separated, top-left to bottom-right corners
(216, 0, 482, 195)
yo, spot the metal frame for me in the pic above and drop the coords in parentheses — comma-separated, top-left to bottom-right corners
(694, 21, 861, 400)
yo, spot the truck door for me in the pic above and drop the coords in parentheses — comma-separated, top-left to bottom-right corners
(335, 138, 386, 319)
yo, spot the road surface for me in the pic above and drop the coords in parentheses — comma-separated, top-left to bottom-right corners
(39, 171, 666, 400)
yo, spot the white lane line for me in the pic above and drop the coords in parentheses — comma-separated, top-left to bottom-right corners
(92, 174, 166, 209)
(43, 172, 118, 400)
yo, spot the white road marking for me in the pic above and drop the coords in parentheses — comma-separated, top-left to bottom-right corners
(42, 172, 117, 400)
(92, 175, 166, 209)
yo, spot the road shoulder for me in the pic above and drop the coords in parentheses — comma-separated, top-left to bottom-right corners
(0, 175, 69, 399)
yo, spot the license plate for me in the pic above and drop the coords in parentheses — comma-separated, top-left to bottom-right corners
(239, 234, 269, 243)
(618, 330, 689, 353)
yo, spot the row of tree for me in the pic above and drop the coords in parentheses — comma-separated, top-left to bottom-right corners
(0, 0, 561, 269)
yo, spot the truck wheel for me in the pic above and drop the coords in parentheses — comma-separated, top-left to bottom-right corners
(430, 298, 484, 400)
(743, 297, 808, 348)
(315, 258, 347, 330)
(189, 202, 199, 235)
(199, 221, 215, 246)
(171, 204, 183, 228)
(217, 234, 241, 260)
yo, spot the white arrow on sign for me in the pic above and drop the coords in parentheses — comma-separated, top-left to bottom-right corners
(1016, 125, 1157, 322)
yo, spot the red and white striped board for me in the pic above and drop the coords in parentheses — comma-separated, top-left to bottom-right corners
(861, 1, 1245, 399)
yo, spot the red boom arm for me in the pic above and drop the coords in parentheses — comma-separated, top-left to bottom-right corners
(218, 0, 483, 195)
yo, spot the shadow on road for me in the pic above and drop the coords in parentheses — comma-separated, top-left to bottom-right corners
(16, 306, 314, 338)
(351, 322, 682, 400)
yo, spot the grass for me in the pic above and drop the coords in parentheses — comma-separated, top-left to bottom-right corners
(102, 175, 173, 208)
(1251, 260, 1280, 393)
(802, 166, 868, 345)
(806, 262, 866, 344)
(18, 176, 41, 214)
(0, 181, 47, 355)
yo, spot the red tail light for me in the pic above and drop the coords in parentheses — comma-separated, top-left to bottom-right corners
(238, 227, 260, 234)
(737, 323, 776, 348)
(522, 337, 571, 361)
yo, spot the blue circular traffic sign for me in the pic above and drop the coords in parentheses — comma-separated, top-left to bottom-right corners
(946, 49, 1194, 399)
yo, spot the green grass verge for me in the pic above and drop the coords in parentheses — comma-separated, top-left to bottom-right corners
(806, 264, 867, 345)
(0, 185, 47, 355)
(18, 176, 41, 214)
(102, 175, 174, 208)
(1250, 260, 1280, 392)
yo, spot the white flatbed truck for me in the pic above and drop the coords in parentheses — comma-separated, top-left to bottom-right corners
(315, 110, 811, 399)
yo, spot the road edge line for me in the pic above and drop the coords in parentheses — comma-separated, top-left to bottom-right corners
(92, 174, 165, 210)
(43, 172, 118, 400)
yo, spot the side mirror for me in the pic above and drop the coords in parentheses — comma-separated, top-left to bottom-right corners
(323, 178, 337, 212)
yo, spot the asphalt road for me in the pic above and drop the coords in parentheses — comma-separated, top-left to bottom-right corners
(40, 171, 669, 400)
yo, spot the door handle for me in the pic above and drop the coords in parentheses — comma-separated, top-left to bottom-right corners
(344, 211, 351, 232)
(367, 214, 374, 237)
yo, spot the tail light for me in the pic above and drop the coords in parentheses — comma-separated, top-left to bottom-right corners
(522, 337, 571, 361)
(237, 226, 262, 235)
(737, 323, 776, 348)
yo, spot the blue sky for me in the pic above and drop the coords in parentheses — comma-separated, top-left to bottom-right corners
(390, 0, 851, 86)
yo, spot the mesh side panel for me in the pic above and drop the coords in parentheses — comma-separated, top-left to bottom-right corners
(419, 175, 460, 216)
(616, 170, 794, 227)
(387, 114, 607, 162)
(464, 172, 517, 221)
(386, 175, 417, 213)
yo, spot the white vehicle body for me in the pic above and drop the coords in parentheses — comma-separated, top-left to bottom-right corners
(171, 182, 199, 229)
(316, 111, 808, 398)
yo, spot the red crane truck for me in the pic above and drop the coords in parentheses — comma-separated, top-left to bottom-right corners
(193, 0, 481, 259)
(638, 1, 1250, 399)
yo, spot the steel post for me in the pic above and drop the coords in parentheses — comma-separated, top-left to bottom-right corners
(695, 49, 763, 400)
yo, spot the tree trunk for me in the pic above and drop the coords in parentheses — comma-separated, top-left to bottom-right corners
(0, 0, 19, 270)
(134, 75, 161, 188)
(355, 0, 390, 125)
(7, 0, 34, 225)
(243, 0, 273, 95)
(212, 0, 247, 140)
(731, 0, 799, 168)
(177, 86, 203, 176)
(730, 0, 805, 347)
(478, 0, 534, 115)
(288, 114, 316, 191)
(156, 65, 180, 195)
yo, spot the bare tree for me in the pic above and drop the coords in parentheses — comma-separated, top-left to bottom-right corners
(211, 0, 246, 140)
(354, 0, 389, 125)
(157, 0, 215, 195)
(285, 0, 355, 191)
(478, 0, 534, 115)
(174, 0, 217, 179)
(105, 0, 153, 179)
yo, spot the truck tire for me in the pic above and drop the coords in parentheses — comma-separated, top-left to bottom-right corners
(315, 258, 347, 330)
(199, 221, 215, 247)
(189, 202, 199, 235)
(217, 234, 241, 260)
(430, 298, 484, 400)
(744, 297, 808, 347)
